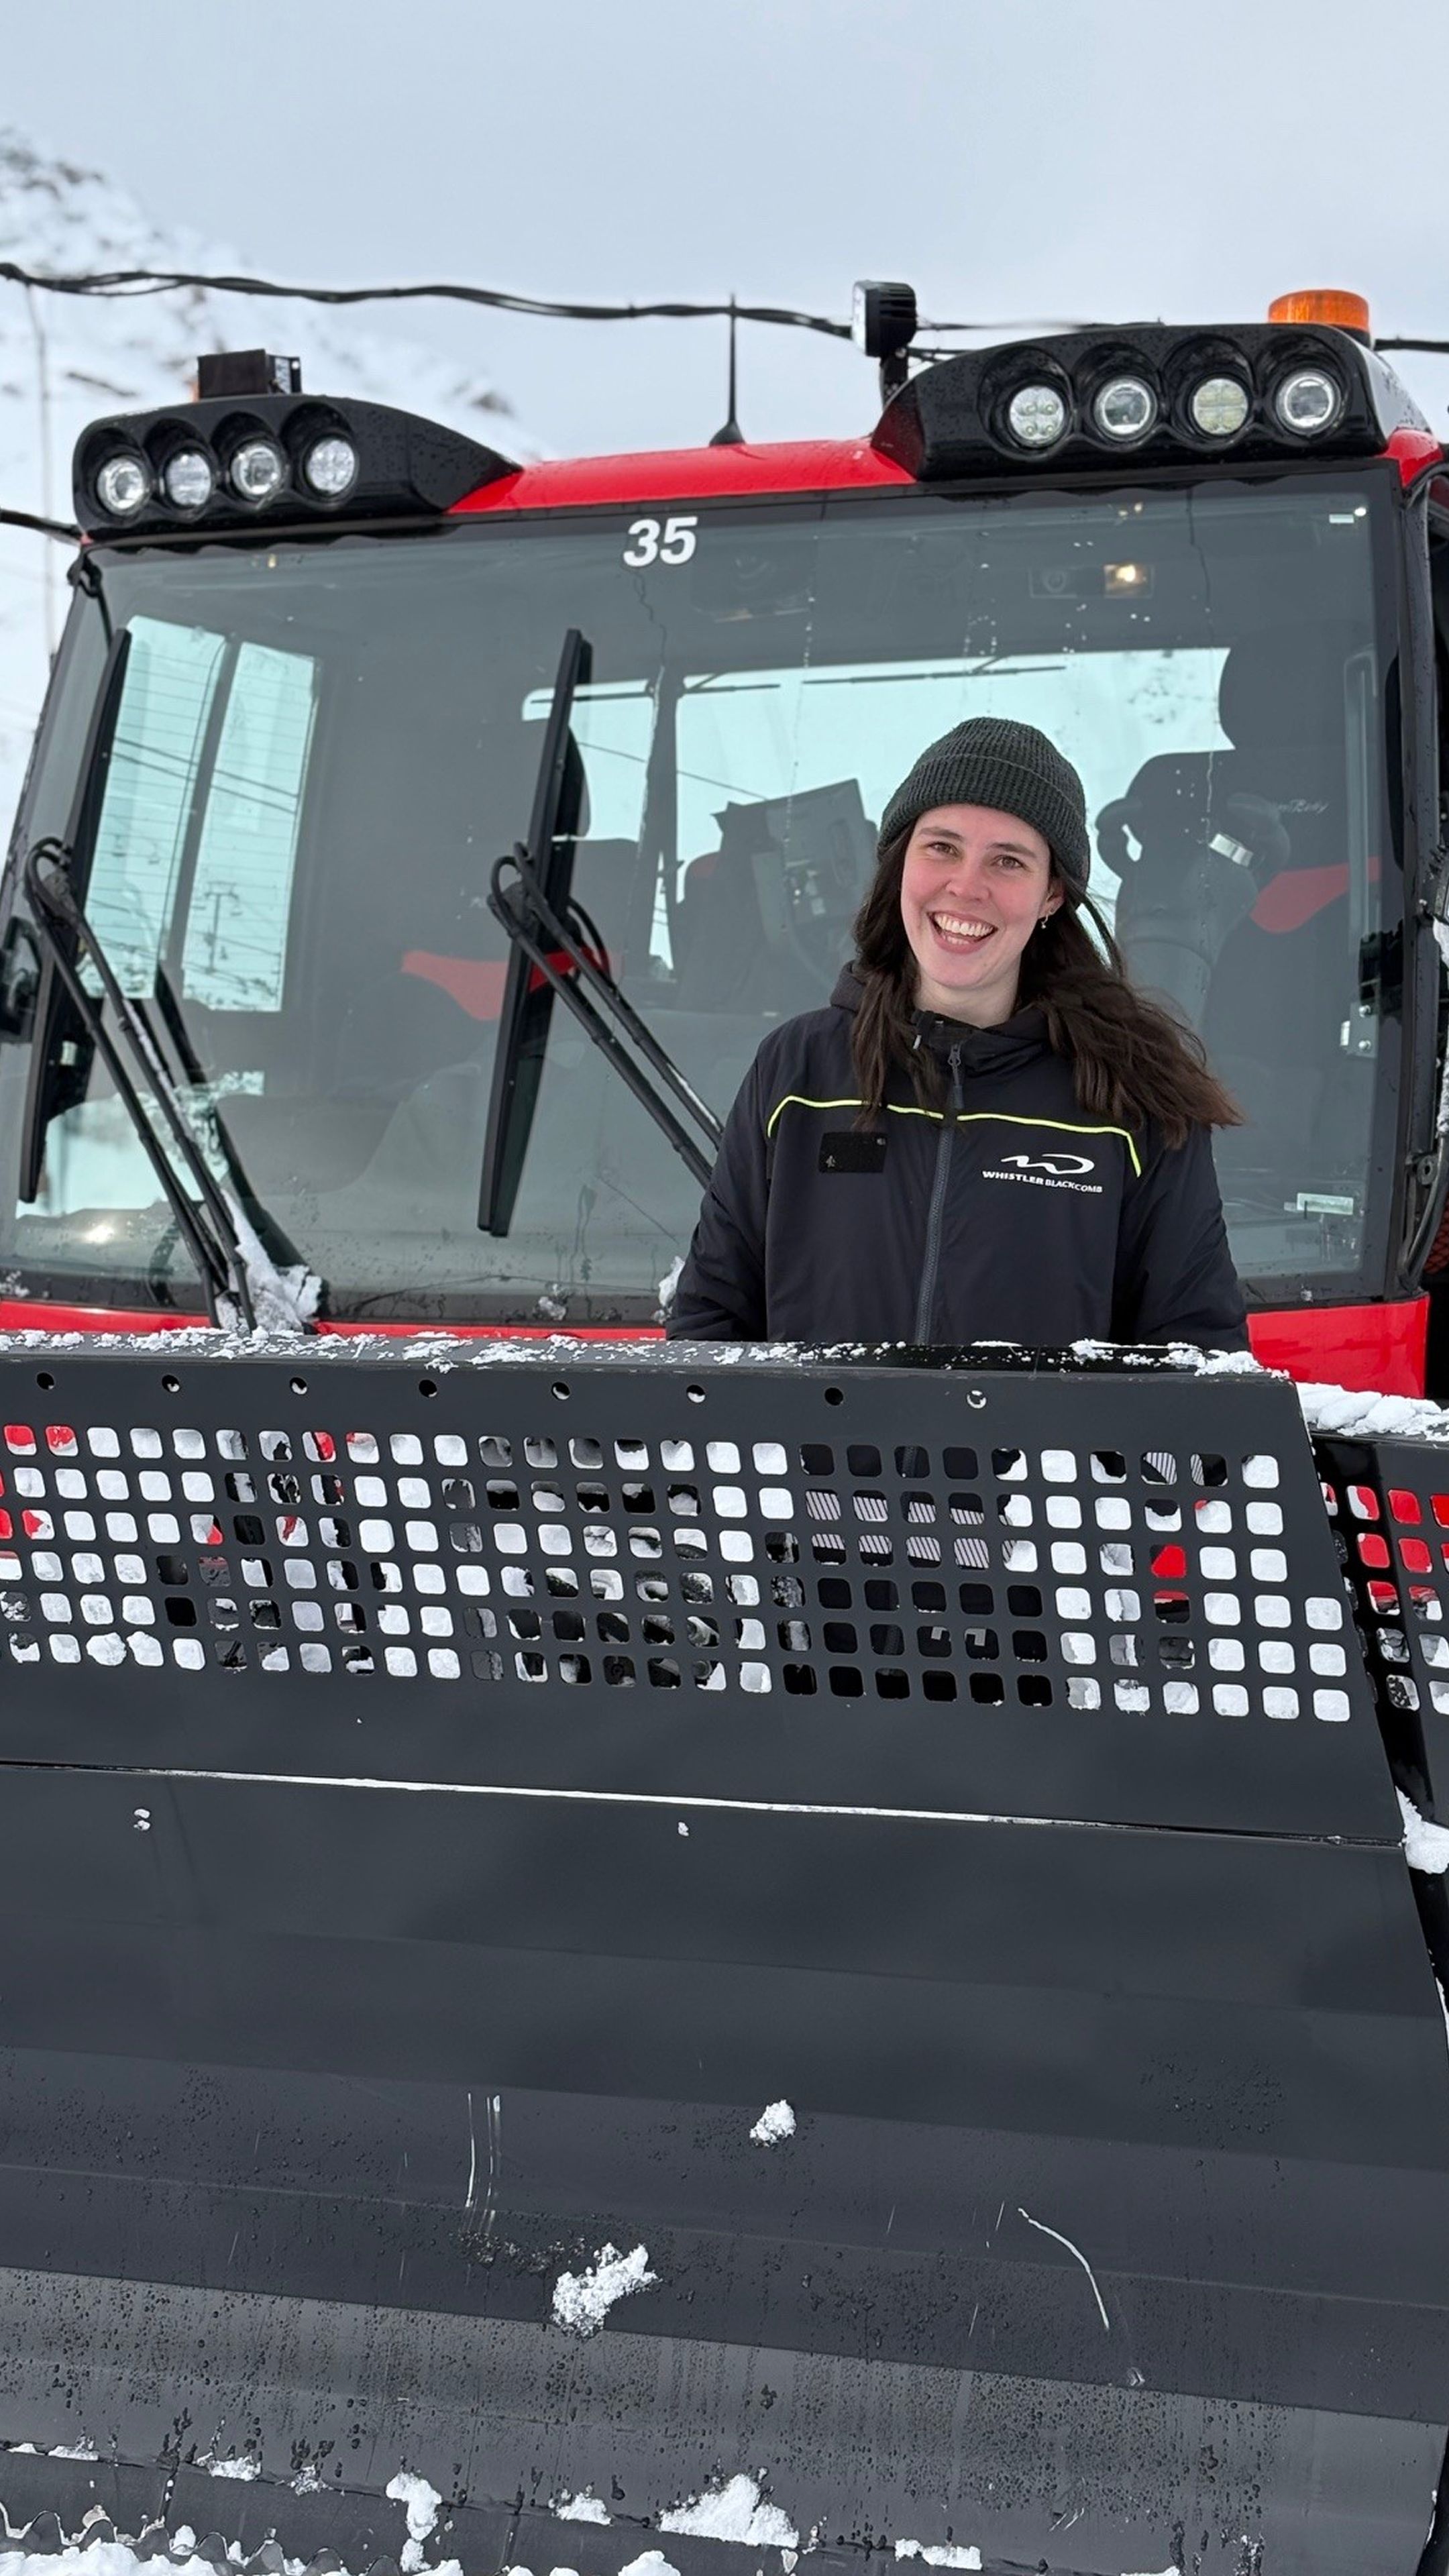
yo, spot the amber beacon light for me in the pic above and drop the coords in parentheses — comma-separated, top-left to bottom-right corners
(1268, 288, 1373, 337)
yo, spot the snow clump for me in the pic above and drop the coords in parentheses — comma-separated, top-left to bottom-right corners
(749, 2100, 796, 2146)
(660, 2474, 799, 2549)
(1399, 1789, 1449, 1874)
(1295, 1381, 1449, 1442)
(551, 2242, 657, 2334)
(387, 2471, 443, 2573)
(894, 2546, 982, 2571)
(617, 2558, 682, 2576)
(554, 2493, 611, 2525)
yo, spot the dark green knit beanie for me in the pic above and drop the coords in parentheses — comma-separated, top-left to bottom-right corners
(879, 716, 1090, 894)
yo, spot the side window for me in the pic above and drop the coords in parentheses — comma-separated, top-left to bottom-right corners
(83, 617, 317, 1013)
(85, 618, 226, 991)
(181, 643, 317, 1010)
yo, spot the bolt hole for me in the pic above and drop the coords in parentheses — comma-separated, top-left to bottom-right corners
(162, 1374, 180, 1396)
(418, 1377, 437, 1398)
(686, 1383, 705, 1404)
(966, 1389, 987, 1410)
(551, 1379, 571, 1401)
(36, 1371, 54, 1391)
(824, 1386, 844, 1407)
(290, 1375, 307, 1395)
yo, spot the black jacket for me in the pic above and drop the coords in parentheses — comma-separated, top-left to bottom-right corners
(669, 971, 1247, 1348)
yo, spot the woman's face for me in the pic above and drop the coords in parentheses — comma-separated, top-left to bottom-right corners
(899, 802, 1061, 1024)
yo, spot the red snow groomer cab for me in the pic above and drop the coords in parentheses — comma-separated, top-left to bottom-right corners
(3, 288, 1448, 1387)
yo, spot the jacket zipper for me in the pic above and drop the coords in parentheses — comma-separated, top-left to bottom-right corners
(913, 1043, 961, 1343)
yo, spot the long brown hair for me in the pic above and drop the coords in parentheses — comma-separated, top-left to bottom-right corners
(849, 826, 1241, 1148)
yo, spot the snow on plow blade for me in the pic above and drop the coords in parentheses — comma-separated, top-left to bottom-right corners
(0, 1338, 1443, 2576)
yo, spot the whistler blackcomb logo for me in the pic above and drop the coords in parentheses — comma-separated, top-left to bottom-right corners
(984, 1148, 1103, 1195)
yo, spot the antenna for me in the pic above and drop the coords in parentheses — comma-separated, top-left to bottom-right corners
(709, 298, 745, 446)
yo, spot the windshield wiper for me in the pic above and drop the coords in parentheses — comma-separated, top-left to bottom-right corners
(19, 627, 131, 1204)
(478, 628, 722, 1236)
(21, 839, 321, 1334)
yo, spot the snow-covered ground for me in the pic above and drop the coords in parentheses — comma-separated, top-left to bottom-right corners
(0, 128, 539, 841)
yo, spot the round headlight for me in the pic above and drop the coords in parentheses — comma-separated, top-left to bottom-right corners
(162, 448, 217, 512)
(1092, 376, 1157, 441)
(231, 437, 287, 504)
(1274, 366, 1342, 435)
(303, 435, 359, 498)
(95, 453, 151, 519)
(1189, 375, 1251, 439)
(1006, 382, 1068, 449)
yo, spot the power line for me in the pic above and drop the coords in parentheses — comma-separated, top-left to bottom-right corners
(0, 259, 854, 339)
(0, 505, 79, 544)
(0, 258, 1099, 343)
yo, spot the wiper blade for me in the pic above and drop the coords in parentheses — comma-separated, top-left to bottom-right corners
(478, 627, 721, 1235)
(22, 840, 321, 1334)
(479, 628, 593, 1234)
(19, 625, 131, 1204)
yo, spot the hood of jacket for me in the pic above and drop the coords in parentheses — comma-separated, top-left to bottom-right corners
(828, 963, 1051, 1079)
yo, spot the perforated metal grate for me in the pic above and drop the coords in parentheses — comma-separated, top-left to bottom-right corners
(1316, 1433, 1449, 1819)
(0, 1398, 1355, 1713)
(0, 1340, 1393, 1839)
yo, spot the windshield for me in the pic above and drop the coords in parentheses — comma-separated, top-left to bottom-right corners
(0, 477, 1398, 1322)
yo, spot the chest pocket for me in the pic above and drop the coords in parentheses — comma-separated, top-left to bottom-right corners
(818, 1129, 889, 1175)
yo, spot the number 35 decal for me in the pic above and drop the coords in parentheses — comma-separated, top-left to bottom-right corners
(622, 515, 698, 567)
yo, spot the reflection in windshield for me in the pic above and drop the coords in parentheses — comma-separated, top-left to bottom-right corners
(0, 482, 1393, 1322)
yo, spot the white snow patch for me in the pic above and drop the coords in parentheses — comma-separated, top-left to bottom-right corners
(46, 2444, 98, 2461)
(1399, 1789, 1449, 1874)
(551, 2241, 656, 2334)
(894, 2544, 982, 2571)
(660, 2474, 798, 2550)
(617, 2557, 682, 2576)
(0, 2546, 467, 2576)
(656, 1256, 684, 1318)
(219, 1198, 322, 1337)
(1120, 2567, 1181, 2575)
(749, 2099, 796, 2146)
(553, 2493, 611, 2526)
(204, 2456, 259, 2480)
(1295, 1380, 1449, 1442)
(387, 2470, 443, 2572)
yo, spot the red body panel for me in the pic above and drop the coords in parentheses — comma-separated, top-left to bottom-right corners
(0, 1300, 659, 1344)
(1248, 1297, 1428, 1395)
(0, 1296, 1429, 1395)
(451, 440, 914, 515)
(1387, 425, 1444, 486)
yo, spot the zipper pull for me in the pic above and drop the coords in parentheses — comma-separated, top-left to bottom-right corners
(948, 1042, 963, 1110)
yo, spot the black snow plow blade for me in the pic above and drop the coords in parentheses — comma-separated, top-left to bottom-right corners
(0, 1336, 1443, 2576)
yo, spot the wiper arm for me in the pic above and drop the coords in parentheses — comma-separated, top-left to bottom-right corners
(479, 627, 721, 1235)
(486, 843, 721, 1191)
(23, 840, 320, 1334)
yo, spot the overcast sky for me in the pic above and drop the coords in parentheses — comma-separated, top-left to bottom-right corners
(8, 0, 1449, 458)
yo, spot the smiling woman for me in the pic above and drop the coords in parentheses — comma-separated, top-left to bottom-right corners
(668, 716, 1248, 1349)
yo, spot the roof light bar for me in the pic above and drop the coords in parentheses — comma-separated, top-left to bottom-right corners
(871, 319, 1416, 482)
(75, 375, 516, 539)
